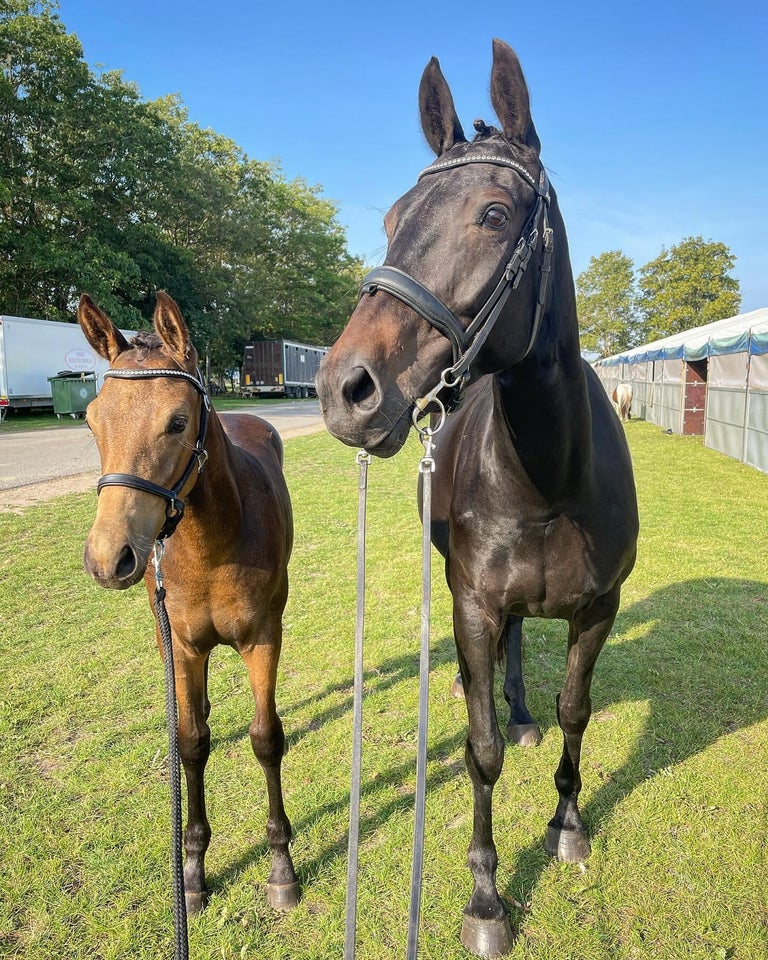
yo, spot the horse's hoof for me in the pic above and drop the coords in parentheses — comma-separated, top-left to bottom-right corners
(506, 721, 542, 747)
(450, 673, 465, 699)
(460, 913, 515, 958)
(544, 824, 591, 862)
(267, 880, 301, 911)
(185, 889, 209, 914)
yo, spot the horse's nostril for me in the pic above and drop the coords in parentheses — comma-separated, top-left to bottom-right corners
(115, 545, 137, 581)
(342, 365, 378, 410)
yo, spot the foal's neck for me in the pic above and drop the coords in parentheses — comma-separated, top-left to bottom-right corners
(183, 412, 242, 534)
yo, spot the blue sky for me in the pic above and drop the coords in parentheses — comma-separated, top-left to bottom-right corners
(58, 0, 768, 312)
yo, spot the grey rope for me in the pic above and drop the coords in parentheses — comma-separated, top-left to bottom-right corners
(344, 450, 370, 960)
(406, 432, 436, 959)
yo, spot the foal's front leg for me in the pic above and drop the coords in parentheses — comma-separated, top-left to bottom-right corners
(241, 629, 300, 912)
(545, 587, 620, 862)
(454, 598, 515, 958)
(169, 644, 213, 914)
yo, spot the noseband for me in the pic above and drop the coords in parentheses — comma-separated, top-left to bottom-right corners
(96, 367, 211, 541)
(358, 154, 554, 416)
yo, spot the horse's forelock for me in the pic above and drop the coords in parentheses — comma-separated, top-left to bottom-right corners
(128, 330, 164, 362)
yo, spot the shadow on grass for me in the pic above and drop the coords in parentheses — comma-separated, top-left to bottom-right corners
(206, 633, 463, 891)
(506, 576, 768, 914)
(206, 578, 768, 926)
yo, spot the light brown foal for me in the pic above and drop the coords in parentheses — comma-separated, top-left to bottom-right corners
(78, 291, 299, 914)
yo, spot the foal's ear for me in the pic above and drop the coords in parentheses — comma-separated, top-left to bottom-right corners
(77, 294, 130, 362)
(489, 39, 541, 155)
(419, 56, 467, 156)
(153, 291, 193, 367)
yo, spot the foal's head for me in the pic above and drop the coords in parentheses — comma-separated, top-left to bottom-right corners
(78, 292, 206, 589)
(317, 39, 554, 457)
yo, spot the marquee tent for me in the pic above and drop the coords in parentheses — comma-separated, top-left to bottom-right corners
(594, 307, 768, 474)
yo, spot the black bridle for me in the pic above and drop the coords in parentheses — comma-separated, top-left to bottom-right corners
(358, 154, 554, 417)
(96, 367, 211, 541)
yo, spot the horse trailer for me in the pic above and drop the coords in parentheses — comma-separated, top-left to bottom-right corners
(241, 339, 328, 399)
(0, 314, 135, 420)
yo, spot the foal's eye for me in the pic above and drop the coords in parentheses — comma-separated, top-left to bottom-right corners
(168, 416, 188, 434)
(482, 206, 509, 229)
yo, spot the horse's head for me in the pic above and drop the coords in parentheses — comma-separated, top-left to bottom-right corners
(317, 39, 564, 457)
(78, 292, 208, 589)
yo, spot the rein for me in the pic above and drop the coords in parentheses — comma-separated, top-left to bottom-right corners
(345, 424, 438, 960)
(97, 364, 211, 960)
(359, 156, 554, 417)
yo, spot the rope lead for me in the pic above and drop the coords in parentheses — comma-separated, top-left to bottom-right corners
(153, 542, 189, 960)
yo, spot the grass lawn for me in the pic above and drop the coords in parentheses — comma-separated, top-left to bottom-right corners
(0, 420, 766, 959)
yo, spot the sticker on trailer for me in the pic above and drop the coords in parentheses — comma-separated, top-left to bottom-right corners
(65, 348, 96, 372)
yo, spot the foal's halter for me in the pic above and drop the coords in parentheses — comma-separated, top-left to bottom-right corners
(359, 153, 554, 419)
(96, 367, 211, 541)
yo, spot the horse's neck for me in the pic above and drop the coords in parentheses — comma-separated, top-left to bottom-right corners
(494, 267, 593, 504)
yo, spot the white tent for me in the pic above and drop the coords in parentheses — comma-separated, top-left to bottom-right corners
(594, 307, 768, 473)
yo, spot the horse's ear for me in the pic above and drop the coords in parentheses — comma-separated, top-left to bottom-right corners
(153, 291, 194, 367)
(489, 39, 541, 154)
(77, 294, 130, 362)
(419, 56, 467, 156)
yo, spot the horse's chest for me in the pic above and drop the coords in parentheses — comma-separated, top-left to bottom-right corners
(160, 558, 281, 649)
(449, 502, 598, 617)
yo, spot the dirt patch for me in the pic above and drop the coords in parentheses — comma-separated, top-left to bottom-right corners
(0, 472, 100, 514)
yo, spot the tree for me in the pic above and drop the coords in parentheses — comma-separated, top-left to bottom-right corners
(638, 236, 741, 341)
(576, 250, 638, 357)
(0, 1, 363, 375)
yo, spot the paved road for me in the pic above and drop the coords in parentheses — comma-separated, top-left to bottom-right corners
(0, 400, 324, 490)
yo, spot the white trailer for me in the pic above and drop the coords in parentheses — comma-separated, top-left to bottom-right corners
(0, 314, 135, 420)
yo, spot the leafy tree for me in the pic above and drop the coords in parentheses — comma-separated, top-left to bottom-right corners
(0, 1, 364, 376)
(576, 250, 639, 356)
(637, 236, 741, 341)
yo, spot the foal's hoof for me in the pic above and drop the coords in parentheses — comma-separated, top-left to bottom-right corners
(267, 880, 301, 912)
(450, 673, 465, 699)
(506, 721, 542, 747)
(185, 889, 209, 914)
(460, 913, 515, 958)
(544, 824, 591, 863)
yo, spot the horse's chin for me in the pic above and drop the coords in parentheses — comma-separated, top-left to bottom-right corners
(326, 411, 412, 459)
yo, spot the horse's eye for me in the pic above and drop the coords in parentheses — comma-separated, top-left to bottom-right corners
(482, 206, 509, 229)
(168, 416, 188, 434)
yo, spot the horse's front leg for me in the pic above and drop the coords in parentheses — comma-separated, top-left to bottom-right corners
(545, 586, 620, 862)
(454, 597, 515, 958)
(502, 616, 541, 747)
(240, 625, 300, 912)
(167, 643, 212, 914)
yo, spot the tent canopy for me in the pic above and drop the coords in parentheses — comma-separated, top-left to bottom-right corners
(597, 307, 768, 366)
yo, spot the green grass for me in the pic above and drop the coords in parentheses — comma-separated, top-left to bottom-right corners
(1, 421, 767, 959)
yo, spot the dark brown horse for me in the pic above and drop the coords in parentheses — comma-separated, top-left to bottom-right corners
(77, 292, 299, 916)
(317, 40, 638, 956)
